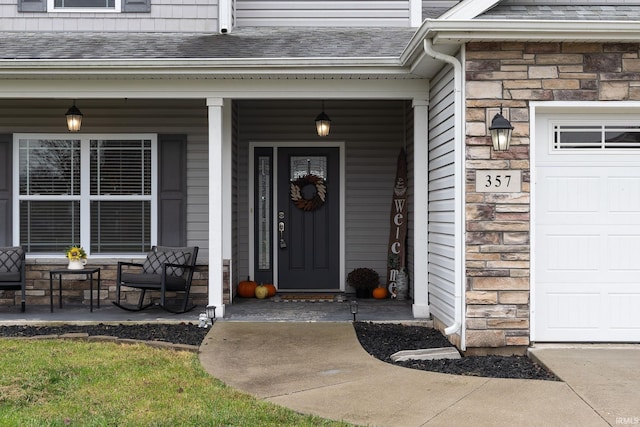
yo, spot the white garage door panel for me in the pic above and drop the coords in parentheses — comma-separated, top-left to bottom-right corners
(536, 161, 640, 341)
(537, 229, 640, 280)
(538, 288, 640, 341)
(610, 293, 640, 330)
(537, 169, 640, 225)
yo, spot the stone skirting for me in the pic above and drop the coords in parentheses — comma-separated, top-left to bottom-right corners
(0, 261, 229, 309)
(464, 41, 640, 348)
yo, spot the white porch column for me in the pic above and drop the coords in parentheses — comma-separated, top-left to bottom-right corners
(412, 99, 430, 318)
(221, 101, 232, 262)
(208, 98, 225, 317)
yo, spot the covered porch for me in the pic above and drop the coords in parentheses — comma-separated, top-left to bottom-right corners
(0, 93, 431, 319)
(0, 27, 458, 323)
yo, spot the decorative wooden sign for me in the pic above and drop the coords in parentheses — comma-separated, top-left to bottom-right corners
(386, 149, 408, 299)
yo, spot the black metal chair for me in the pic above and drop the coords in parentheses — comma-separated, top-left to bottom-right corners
(113, 246, 199, 313)
(0, 246, 26, 312)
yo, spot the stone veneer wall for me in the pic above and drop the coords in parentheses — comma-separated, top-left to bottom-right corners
(464, 41, 640, 350)
(0, 262, 232, 310)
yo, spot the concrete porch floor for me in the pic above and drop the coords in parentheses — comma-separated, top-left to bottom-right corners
(0, 297, 418, 325)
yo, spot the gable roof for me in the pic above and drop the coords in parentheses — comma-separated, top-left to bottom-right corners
(418, 0, 640, 45)
(438, 0, 640, 21)
(478, 1, 640, 20)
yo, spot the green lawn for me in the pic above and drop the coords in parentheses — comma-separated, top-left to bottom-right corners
(0, 339, 353, 427)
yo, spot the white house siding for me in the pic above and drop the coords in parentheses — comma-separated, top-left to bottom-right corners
(234, 99, 407, 290)
(235, 0, 411, 27)
(427, 63, 456, 329)
(0, 0, 218, 32)
(0, 98, 210, 258)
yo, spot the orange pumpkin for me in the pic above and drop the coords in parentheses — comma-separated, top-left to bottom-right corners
(372, 287, 388, 299)
(264, 284, 277, 297)
(238, 277, 257, 298)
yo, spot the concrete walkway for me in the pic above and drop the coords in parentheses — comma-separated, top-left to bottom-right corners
(3, 304, 638, 426)
(200, 322, 640, 427)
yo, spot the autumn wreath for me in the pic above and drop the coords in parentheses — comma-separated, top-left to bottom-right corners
(290, 174, 326, 211)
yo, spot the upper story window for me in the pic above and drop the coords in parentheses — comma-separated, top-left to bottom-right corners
(18, 0, 149, 13)
(48, 0, 120, 11)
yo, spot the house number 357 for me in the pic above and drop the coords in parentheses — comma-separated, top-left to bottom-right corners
(485, 174, 510, 188)
(475, 170, 522, 193)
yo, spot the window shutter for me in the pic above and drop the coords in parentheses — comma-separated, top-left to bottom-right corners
(158, 134, 187, 247)
(17, 0, 46, 12)
(0, 135, 12, 246)
(122, 0, 150, 13)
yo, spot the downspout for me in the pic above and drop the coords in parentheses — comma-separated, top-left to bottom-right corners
(423, 39, 464, 341)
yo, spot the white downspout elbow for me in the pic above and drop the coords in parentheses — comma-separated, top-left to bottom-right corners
(423, 39, 465, 342)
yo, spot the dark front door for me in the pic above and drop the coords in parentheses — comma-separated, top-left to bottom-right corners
(277, 147, 339, 290)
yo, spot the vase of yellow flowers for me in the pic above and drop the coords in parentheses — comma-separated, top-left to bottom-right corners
(66, 245, 87, 270)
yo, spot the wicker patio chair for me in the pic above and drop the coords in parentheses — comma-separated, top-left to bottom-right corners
(0, 246, 26, 312)
(113, 246, 199, 314)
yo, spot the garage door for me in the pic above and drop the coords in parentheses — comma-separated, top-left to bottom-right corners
(535, 115, 640, 342)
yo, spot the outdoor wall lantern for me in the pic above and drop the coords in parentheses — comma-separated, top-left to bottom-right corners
(489, 107, 513, 151)
(315, 101, 331, 136)
(65, 101, 83, 132)
(350, 300, 358, 322)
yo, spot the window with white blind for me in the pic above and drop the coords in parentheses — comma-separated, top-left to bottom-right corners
(15, 134, 157, 256)
(47, 0, 121, 12)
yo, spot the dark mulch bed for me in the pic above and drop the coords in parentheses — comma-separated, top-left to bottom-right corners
(354, 322, 560, 381)
(0, 323, 207, 346)
(0, 322, 559, 381)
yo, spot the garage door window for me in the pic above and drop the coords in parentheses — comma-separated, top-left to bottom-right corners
(554, 124, 640, 150)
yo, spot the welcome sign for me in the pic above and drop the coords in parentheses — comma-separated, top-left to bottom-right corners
(386, 149, 408, 299)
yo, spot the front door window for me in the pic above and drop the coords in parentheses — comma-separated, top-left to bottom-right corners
(289, 156, 327, 180)
(254, 148, 273, 284)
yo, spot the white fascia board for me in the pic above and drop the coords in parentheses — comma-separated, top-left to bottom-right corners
(0, 77, 429, 100)
(425, 19, 640, 44)
(438, 0, 501, 20)
(0, 57, 405, 78)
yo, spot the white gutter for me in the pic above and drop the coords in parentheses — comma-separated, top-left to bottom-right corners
(0, 57, 406, 76)
(423, 38, 464, 343)
(425, 19, 640, 44)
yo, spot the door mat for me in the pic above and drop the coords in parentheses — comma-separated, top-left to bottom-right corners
(273, 294, 344, 303)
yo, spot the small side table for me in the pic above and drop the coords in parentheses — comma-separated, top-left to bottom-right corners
(49, 267, 101, 312)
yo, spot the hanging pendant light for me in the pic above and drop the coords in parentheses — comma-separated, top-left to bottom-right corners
(315, 101, 331, 137)
(65, 101, 83, 132)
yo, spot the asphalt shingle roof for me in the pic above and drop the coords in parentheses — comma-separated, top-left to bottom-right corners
(423, 6, 455, 19)
(4, 2, 638, 63)
(0, 27, 415, 61)
(479, 2, 640, 20)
